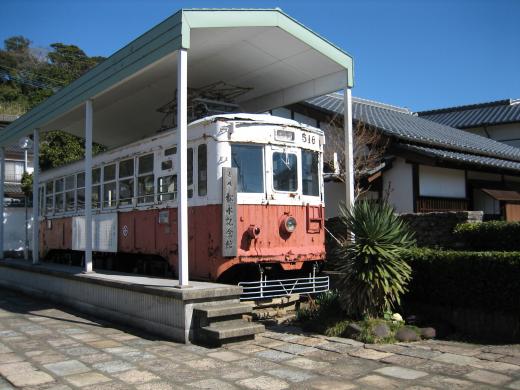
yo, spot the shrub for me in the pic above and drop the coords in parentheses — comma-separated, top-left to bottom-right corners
(454, 221, 520, 251)
(334, 200, 415, 318)
(403, 248, 520, 314)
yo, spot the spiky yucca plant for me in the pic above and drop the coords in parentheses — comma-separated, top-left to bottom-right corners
(334, 200, 415, 318)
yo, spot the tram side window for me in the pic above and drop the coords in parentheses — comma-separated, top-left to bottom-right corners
(77, 173, 85, 210)
(272, 152, 298, 192)
(118, 158, 134, 206)
(138, 154, 154, 204)
(65, 175, 76, 211)
(92, 168, 101, 208)
(187, 148, 193, 198)
(302, 150, 320, 196)
(157, 175, 177, 201)
(54, 178, 64, 212)
(231, 145, 264, 193)
(103, 164, 117, 208)
(45, 182, 54, 214)
(198, 144, 207, 196)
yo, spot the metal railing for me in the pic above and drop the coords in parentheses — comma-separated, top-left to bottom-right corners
(239, 274, 329, 301)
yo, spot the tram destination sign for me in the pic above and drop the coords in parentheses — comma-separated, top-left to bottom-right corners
(222, 167, 238, 257)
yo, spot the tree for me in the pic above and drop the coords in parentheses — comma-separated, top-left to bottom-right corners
(0, 36, 107, 196)
(322, 115, 388, 197)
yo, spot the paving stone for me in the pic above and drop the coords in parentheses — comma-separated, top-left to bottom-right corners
(414, 360, 474, 377)
(267, 367, 315, 382)
(357, 374, 402, 388)
(419, 375, 477, 389)
(236, 357, 280, 371)
(187, 378, 237, 389)
(433, 344, 482, 356)
(3, 370, 55, 387)
(135, 381, 176, 390)
(316, 342, 355, 354)
(92, 359, 134, 373)
(113, 369, 160, 384)
(500, 355, 520, 366)
(304, 377, 357, 389)
(285, 357, 330, 370)
(47, 338, 80, 348)
(78, 353, 113, 364)
(375, 366, 429, 380)
(381, 354, 427, 367)
(476, 352, 505, 361)
(61, 346, 100, 357)
(433, 352, 482, 366)
(302, 349, 343, 363)
(86, 339, 123, 349)
(207, 350, 243, 362)
(320, 336, 364, 347)
(138, 358, 179, 373)
(44, 360, 91, 376)
(0, 353, 24, 364)
(236, 375, 289, 390)
(255, 349, 294, 362)
(31, 351, 69, 364)
(508, 379, 520, 389)
(348, 347, 394, 361)
(0, 361, 36, 376)
(272, 343, 318, 355)
(0, 343, 11, 354)
(220, 368, 255, 380)
(64, 372, 111, 387)
(470, 359, 520, 373)
(465, 369, 512, 386)
(225, 343, 266, 354)
(184, 357, 227, 370)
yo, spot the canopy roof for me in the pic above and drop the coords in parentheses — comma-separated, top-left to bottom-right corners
(0, 8, 354, 148)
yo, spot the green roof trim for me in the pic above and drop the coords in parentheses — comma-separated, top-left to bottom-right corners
(0, 8, 354, 147)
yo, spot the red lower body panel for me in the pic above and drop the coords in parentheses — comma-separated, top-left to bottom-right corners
(40, 204, 325, 281)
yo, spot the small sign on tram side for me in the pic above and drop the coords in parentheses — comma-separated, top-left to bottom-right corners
(222, 167, 238, 257)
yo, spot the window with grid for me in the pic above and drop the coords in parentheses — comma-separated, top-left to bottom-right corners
(118, 158, 134, 206)
(137, 154, 154, 204)
(65, 175, 76, 211)
(103, 164, 116, 208)
(54, 178, 64, 212)
(77, 172, 85, 210)
(92, 168, 101, 208)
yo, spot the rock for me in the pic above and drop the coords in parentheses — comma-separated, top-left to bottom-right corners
(420, 327, 436, 339)
(344, 323, 362, 338)
(396, 327, 420, 342)
(372, 323, 390, 338)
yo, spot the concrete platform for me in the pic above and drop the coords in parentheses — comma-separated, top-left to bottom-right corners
(0, 259, 242, 344)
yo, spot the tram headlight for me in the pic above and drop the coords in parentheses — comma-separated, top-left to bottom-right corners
(281, 216, 297, 234)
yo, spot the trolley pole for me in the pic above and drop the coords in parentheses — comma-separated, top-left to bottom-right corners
(177, 48, 189, 286)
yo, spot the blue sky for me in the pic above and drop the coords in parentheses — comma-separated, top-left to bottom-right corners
(2, 0, 519, 111)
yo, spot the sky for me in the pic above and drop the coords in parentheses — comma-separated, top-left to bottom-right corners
(2, 0, 519, 111)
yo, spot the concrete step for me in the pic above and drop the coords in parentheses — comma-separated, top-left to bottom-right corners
(200, 319, 265, 344)
(194, 302, 254, 320)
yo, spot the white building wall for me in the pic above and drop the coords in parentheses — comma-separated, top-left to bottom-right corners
(419, 165, 466, 198)
(383, 157, 414, 213)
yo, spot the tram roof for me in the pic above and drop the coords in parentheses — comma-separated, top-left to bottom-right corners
(0, 8, 353, 148)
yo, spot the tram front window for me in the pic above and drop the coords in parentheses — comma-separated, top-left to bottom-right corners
(272, 152, 297, 192)
(302, 150, 320, 196)
(231, 145, 264, 193)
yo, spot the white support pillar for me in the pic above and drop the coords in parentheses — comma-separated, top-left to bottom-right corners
(84, 99, 93, 273)
(0, 146, 4, 259)
(344, 87, 355, 208)
(32, 129, 40, 264)
(177, 48, 189, 286)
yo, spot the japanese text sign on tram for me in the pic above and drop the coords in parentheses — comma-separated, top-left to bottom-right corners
(222, 167, 237, 257)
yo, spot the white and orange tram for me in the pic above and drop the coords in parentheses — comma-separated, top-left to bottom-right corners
(37, 114, 329, 296)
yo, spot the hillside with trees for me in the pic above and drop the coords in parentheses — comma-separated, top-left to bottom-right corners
(0, 36, 106, 176)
